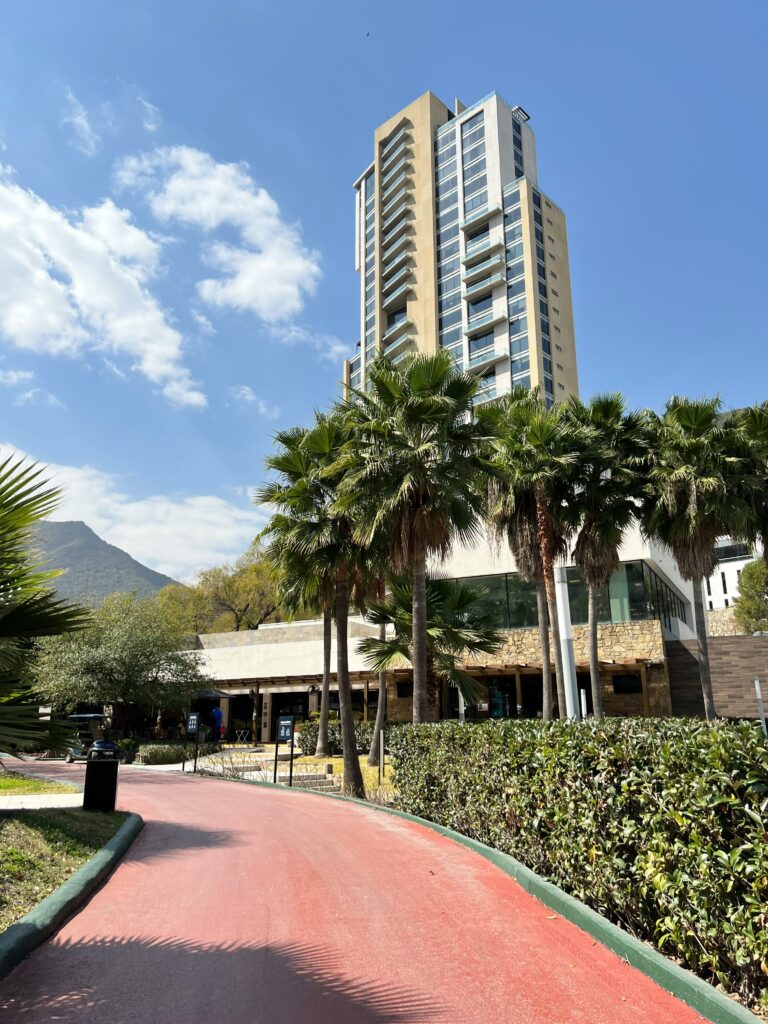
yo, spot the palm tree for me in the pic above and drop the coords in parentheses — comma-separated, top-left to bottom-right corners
(732, 401, 768, 566)
(641, 397, 747, 721)
(484, 391, 580, 719)
(565, 395, 648, 718)
(366, 573, 387, 768)
(359, 575, 504, 712)
(483, 389, 555, 720)
(0, 456, 89, 754)
(339, 352, 489, 724)
(259, 427, 336, 759)
(258, 416, 367, 797)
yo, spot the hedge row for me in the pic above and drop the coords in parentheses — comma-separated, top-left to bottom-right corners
(136, 742, 221, 764)
(389, 718, 768, 1009)
(295, 720, 375, 757)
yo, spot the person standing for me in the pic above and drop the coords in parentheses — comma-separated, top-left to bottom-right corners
(211, 705, 223, 742)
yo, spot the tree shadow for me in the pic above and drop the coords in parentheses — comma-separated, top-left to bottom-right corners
(124, 820, 242, 865)
(0, 935, 443, 1023)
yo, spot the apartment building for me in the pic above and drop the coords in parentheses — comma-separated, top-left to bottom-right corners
(344, 91, 578, 405)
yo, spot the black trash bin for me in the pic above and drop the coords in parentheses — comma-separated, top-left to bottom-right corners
(83, 757, 119, 812)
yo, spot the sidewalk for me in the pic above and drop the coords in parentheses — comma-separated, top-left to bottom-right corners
(0, 793, 82, 811)
(0, 762, 712, 1024)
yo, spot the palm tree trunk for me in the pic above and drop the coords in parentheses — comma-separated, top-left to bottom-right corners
(314, 603, 332, 757)
(693, 578, 717, 722)
(335, 570, 365, 797)
(426, 653, 440, 721)
(587, 585, 604, 719)
(535, 484, 567, 718)
(536, 579, 554, 721)
(412, 547, 428, 724)
(368, 579, 387, 767)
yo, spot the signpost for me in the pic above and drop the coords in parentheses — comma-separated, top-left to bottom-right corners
(273, 714, 295, 785)
(187, 711, 200, 773)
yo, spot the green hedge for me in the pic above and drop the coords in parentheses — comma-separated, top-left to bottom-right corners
(136, 742, 220, 764)
(296, 720, 375, 756)
(390, 718, 768, 1009)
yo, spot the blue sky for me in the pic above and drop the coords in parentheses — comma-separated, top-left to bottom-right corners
(0, 1, 766, 579)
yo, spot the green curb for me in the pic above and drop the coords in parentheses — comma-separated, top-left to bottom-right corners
(213, 774, 758, 1024)
(0, 811, 143, 982)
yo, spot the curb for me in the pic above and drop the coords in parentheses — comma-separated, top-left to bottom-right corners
(208, 773, 758, 1024)
(0, 811, 144, 981)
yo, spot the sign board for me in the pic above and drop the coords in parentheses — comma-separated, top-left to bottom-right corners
(277, 715, 294, 744)
(187, 712, 199, 734)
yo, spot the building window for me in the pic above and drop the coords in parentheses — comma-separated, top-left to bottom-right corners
(468, 294, 493, 318)
(706, 577, 712, 595)
(724, 598, 729, 608)
(721, 571, 727, 594)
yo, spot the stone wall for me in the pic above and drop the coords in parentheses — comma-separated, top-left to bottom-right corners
(386, 620, 672, 721)
(706, 608, 745, 637)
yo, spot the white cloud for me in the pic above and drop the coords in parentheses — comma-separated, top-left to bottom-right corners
(61, 89, 100, 156)
(15, 388, 65, 408)
(228, 385, 280, 419)
(0, 167, 205, 408)
(191, 309, 215, 336)
(270, 323, 349, 363)
(115, 146, 321, 323)
(1, 443, 263, 581)
(137, 96, 162, 133)
(0, 368, 34, 386)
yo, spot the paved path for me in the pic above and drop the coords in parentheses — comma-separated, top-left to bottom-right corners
(0, 763, 708, 1024)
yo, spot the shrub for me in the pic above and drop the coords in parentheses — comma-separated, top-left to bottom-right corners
(137, 744, 186, 765)
(389, 718, 768, 1009)
(296, 719, 374, 757)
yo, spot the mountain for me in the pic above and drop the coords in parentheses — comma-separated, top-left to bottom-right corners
(32, 520, 178, 605)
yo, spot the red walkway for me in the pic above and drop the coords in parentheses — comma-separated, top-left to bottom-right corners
(1, 763, 706, 1023)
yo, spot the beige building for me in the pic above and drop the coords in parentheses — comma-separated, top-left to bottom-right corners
(345, 90, 579, 405)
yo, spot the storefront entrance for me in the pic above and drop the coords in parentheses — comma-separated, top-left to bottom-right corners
(269, 692, 309, 740)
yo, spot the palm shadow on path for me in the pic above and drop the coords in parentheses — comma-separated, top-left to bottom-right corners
(0, 935, 443, 1023)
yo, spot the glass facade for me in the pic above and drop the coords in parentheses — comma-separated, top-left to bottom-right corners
(362, 171, 376, 367)
(456, 560, 688, 632)
(434, 121, 462, 363)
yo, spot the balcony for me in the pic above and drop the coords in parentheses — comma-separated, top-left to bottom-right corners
(390, 344, 414, 365)
(461, 235, 506, 267)
(381, 246, 413, 278)
(465, 308, 507, 336)
(381, 213, 413, 249)
(381, 123, 411, 160)
(474, 383, 498, 406)
(460, 203, 503, 233)
(382, 280, 414, 311)
(383, 332, 414, 360)
(381, 169, 413, 205)
(380, 230, 411, 264)
(462, 252, 505, 285)
(380, 129, 413, 176)
(463, 272, 506, 304)
(382, 263, 413, 296)
(467, 346, 507, 374)
(381, 199, 412, 235)
(380, 154, 413, 192)
(382, 316, 413, 347)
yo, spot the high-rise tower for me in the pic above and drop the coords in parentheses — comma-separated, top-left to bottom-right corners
(345, 91, 579, 405)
